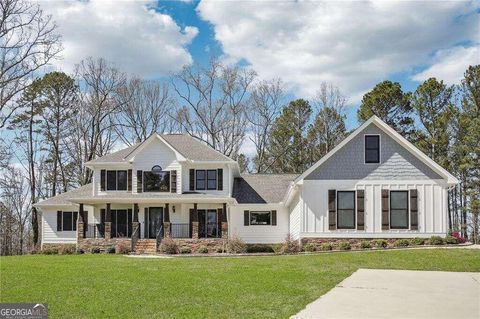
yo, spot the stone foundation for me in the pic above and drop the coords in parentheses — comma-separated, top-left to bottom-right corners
(301, 238, 407, 249)
(77, 238, 131, 253)
(173, 238, 226, 253)
(42, 243, 76, 253)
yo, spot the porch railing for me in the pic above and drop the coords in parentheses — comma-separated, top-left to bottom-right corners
(85, 223, 104, 238)
(171, 223, 190, 238)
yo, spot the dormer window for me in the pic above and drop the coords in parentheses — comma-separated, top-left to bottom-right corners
(365, 135, 380, 164)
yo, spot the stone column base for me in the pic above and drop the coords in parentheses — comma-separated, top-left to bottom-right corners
(104, 222, 112, 239)
(77, 222, 85, 240)
(164, 222, 171, 238)
(192, 222, 199, 239)
(221, 222, 228, 239)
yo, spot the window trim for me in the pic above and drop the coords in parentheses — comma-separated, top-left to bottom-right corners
(249, 211, 272, 226)
(143, 170, 171, 193)
(58, 211, 78, 232)
(336, 191, 356, 230)
(364, 134, 381, 164)
(390, 190, 409, 230)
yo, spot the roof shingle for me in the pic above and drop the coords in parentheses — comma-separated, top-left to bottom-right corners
(232, 174, 298, 204)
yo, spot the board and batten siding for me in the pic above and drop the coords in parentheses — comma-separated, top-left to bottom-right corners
(288, 193, 302, 239)
(300, 180, 448, 238)
(229, 204, 289, 243)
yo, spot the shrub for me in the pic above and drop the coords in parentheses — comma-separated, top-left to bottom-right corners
(410, 237, 426, 246)
(320, 243, 333, 251)
(115, 242, 131, 254)
(106, 246, 116, 254)
(429, 236, 444, 245)
(227, 235, 247, 254)
(197, 245, 209, 254)
(159, 238, 178, 254)
(452, 232, 466, 243)
(445, 235, 459, 245)
(338, 241, 351, 250)
(374, 239, 388, 248)
(180, 246, 192, 254)
(271, 244, 283, 254)
(76, 249, 85, 254)
(394, 239, 409, 247)
(90, 247, 101, 254)
(43, 248, 59, 255)
(247, 244, 274, 253)
(280, 235, 300, 254)
(59, 245, 76, 255)
(302, 243, 316, 252)
(359, 241, 371, 249)
(216, 245, 226, 253)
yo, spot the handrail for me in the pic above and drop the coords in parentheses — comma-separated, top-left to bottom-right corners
(131, 223, 140, 252)
(156, 225, 163, 251)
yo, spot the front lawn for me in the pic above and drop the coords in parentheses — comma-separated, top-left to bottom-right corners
(1, 249, 479, 319)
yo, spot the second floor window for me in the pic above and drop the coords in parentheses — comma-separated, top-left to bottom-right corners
(144, 170, 170, 192)
(365, 135, 380, 163)
(107, 170, 127, 191)
(196, 169, 217, 190)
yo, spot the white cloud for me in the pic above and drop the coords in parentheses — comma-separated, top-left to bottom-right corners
(197, 1, 478, 102)
(40, 0, 198, 76)
(412, 45, 479, 85)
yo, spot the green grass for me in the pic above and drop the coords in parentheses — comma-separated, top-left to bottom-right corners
(1, 249, 479, 319)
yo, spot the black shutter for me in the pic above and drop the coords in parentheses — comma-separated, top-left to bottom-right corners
(100, 170, 106, 191)
(382, 190, 390, 230)
(57, 211, 62, 231)
(127, 209, 133, 237)
(189, 169, 195, 191)
(272, 210, 277, 226)
(73, 212, 78, 231)
(217, 168, 223, 191)
(357, 190, 365, 230)
(144, 207, 148, 238)
(127, 169, 132, 192)
(410, 189, 418, 230)
(171, 170, 177, 193)
(217, 208, 223, 237)
(137, 170, 143, 193)
(244, 210, 249, 226)
(328, 190, 336, 230)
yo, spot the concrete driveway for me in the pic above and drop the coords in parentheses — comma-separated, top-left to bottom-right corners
(292, 269, 480, 319)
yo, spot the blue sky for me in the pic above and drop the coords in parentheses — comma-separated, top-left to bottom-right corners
(41, 0, 479, 129)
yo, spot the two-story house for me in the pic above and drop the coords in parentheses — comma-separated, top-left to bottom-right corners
(35, 116, 459, 253)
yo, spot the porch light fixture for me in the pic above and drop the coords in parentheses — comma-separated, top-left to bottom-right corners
(172, 205, 176, 213)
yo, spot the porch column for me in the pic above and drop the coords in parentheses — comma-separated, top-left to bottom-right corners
(77, 203, 85, 240)
(132, 203, 140, 238)
(221, 203, 228, 239)
(192, 203, 199, 239)
(104, 203, 112, 239)
(164, 203, 171, 238)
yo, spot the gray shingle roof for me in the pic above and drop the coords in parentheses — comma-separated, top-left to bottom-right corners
(87, 134, 234, 164)
(35, 184, 93, 206)
(232, 174, 298, 204)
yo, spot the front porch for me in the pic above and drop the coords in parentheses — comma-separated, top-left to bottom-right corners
(76, 202, 229, 252)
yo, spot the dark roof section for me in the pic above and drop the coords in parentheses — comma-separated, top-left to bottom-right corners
(87, 134, 234, 164)
(35, 183, 93, 206)
(232, 174, 298, 204)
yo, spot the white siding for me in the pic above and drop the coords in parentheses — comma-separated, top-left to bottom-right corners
(300, 179, 448, 238)
(288, 193, 302, 239)
(181, 163, 230, 196)
(229, 204, 289, 243)
(41, 205, 93, 245)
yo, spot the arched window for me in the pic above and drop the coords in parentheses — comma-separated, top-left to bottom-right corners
(144, 166, 170, 192)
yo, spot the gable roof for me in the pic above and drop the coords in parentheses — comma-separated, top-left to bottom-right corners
(232, 174, 298, 204)
(86, 133, 235, 165)
(295, 116, 459, 185)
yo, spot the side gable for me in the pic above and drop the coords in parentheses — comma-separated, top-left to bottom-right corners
(296, 116, 459, 185)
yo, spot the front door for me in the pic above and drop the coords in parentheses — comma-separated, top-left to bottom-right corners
(147, 207, 163, 239)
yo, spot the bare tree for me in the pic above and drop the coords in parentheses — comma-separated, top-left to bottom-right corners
(114, 77, 174, 145)
(0, 0, 61, 128)
(246, 79, 285, 173)
(66, 58, 126, 186)
(313, 82, 347, 114)
(172, 58, 256, 158)
(0, 165, 32, 254)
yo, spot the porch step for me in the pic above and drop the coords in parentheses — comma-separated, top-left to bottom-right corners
(134, 239, 157, 254)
